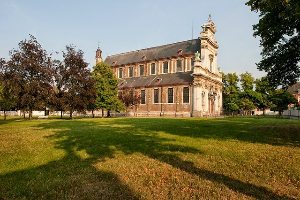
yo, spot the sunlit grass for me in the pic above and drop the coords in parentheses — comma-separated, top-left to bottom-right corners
(0, 117, 299, 199)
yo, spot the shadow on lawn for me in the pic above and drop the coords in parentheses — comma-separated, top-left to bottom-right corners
(0, 153, 139, 199)
(116, 118, 300, 147)
(0, 119, 295, 199)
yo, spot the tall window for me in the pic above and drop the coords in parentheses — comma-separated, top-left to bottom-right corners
(177, 59, 183, 72)
(163, 61, 169, 73)
(154, 88, 159, 103)
(119, 68, 123, 78)
(183, 87, 189, 103)
(139, 65, 144, 76)
(168, 88, 173, 103)
(151, 63, 156, 75)
(141, 90, 146, 104)
(128, 66, 134, 77)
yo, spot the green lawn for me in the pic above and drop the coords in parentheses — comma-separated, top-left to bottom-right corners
(0, 117, 299, 199)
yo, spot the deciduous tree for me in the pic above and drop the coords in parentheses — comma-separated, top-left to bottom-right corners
(6, 35, 54, 119)
(92, 62, 124, 117)
(246, 0, 300, 88)
(118, 88, 141, 115)
(222, 73, 240, 114)
(239, 72, 259, 115)
(52, 59, 67, 118)
(0, 59, 17, 120)
(254, 77, 275, 114)
(240, 72, 254, 91)
(62, 46, 96, 119)
(270, 89, 297, 115)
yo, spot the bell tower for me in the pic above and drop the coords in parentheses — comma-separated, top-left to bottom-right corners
(200, 15, 219, 73)
(96, 47, 102, 64)
(192, 16, 223, 117)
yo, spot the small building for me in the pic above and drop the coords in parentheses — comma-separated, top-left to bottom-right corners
(98, 18, 223, 117)
(287, 82, 300, 106)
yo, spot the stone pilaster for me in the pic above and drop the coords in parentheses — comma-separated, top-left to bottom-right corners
(192, 60, 203, 117)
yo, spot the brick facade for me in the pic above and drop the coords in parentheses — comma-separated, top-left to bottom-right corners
(97, 18, 223, 117)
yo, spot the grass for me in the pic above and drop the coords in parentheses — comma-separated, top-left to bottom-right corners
(0, 117, 299, 199)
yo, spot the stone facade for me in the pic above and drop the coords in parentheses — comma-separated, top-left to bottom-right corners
(97, 18, 223, 117)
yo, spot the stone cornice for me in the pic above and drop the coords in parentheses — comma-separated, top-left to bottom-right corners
(193, 73, 223, 86)
(200, 36, 219, 49)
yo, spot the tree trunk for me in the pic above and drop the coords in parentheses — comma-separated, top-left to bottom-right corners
(60, 111, 63, 119)
(23, 111, 26, 119)
(92, 110, 94, 118)
(29, 110, 32, 120)
(101, 109, 104, 118)
(263, 108, 266, 115)
(70, 109, 73, 119)
(107, 110, 111, 117)
(4, 110, 6, 120)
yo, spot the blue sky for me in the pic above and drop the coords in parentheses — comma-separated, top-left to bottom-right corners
(0, 0, 264, 78)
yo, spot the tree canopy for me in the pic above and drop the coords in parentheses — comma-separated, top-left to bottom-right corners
(5, 35, 54, 119)
(223, 72, 297, 115)
(62, 46, 96, 119)
(270, 89, 298, 115)
(222, 73, 240, 114)
(240, 72, 254, 91)
(0, 59, 17, 119)
(118, 88, 141, 113)
(1, 35, 128, 119)
(246, 0, 300, 88)
(92, 62, 124, 117)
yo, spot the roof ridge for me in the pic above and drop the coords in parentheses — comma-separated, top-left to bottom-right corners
(107, 38, 198, 58)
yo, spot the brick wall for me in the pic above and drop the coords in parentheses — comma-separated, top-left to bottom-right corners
(126, 85, 192, 117)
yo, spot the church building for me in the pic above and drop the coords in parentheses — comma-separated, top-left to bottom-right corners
(96, 18, 223, 117)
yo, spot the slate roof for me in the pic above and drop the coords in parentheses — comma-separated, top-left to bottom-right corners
(118, 72, 193, 89)
(287, 82, 300, 94)
(105, 39, 200, 66)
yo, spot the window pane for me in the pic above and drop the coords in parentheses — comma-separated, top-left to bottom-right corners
(168, 88, 173, 103)
(129, 67, 133, 77)
(119, 68, 123, 78)
(163, 62, 168, 73)
(154, 89, 159, 103)
(139, 65, 144, 76)
(151, 63, 156, 75)
(177, 59, 183, 72)
(141, 90, 146, 104)
(183, 87, 189, 103)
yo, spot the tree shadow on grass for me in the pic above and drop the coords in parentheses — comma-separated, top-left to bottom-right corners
(0, 120, 199, 199)
(0, 154, 139, 199)
(0, 118, 26, 125)
(116, 118, 300, 147)
(155, 153, 293, 200)
(0, 119, 295, 199)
